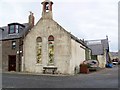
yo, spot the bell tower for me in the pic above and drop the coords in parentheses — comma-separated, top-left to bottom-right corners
(41, 0, 53, 19)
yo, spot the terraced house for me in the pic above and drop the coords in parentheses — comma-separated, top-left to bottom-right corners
(0, 15, 33, 72)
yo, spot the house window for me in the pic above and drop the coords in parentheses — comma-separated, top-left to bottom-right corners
(9, 24, 19, 34)
(12, 41, 16, 49)
(16, 25, 19, 33)
(9, 25, 15, 34)
(36, 37, 42, 64)
(48, 35, 54, 64)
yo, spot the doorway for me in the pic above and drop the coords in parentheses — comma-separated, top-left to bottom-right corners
(8, 55, 16, 71)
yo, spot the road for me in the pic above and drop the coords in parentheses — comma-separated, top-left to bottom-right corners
(2, 66, 118, 88)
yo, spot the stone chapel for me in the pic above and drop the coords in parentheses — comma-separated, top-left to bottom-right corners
(23, 0, 90, 75)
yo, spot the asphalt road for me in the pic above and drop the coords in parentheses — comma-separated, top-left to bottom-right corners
(2, 66, 118, 88)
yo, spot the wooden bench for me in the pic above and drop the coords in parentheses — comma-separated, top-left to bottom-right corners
(43, 66, 57, 74)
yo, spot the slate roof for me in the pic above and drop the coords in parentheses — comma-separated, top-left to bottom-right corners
(85, 39, 109, 55)
(88, 44, 104, 55)
(0, 23, 30, 41)
(101, 39, 109, 50)
(70, 34, 87, 47)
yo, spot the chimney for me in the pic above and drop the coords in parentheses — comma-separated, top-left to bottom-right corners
(106, 35, 108, 40)
(28, 11, 35, 28)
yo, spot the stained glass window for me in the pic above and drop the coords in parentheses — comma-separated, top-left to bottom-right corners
(36, 37, 42, 64)
(48, 35, 54, 64)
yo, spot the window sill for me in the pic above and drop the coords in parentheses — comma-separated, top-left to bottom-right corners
(47, 63, 55, 66)
(9, 33, 19, 36)
(36, 63, 43, 66)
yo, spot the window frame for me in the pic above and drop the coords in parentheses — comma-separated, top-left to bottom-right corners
(8, 24, 19, 34)
(48, 35, 54, 65)
(36, 37, 42, 64)
(15, 25, 19, 34)
(12, 41, 16, 49)
(9, 25, 15, 34)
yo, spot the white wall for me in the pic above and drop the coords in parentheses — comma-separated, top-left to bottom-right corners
(97, 55, 106, 68)
(69, 39, 86, 74)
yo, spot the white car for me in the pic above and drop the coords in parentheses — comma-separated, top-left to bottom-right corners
(112, 62, 118, 65)
(83, 60, 99, 71)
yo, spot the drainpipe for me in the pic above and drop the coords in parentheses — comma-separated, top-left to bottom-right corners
(17, 38, 21, 72)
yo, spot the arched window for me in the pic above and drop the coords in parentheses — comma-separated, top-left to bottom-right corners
(48, 35, 54, 41)
(36, 37, 42, 64)
(48, 35, 54, 64)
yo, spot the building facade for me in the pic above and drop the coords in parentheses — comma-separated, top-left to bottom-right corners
(85, 37, 111, 68)
(0, 22, 31, 72)
(23, 0, 90, 75)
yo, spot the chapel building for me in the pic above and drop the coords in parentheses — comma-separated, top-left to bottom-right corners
(23, 0, 90, 75)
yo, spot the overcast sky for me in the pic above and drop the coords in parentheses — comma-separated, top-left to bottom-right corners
(0, 0, 119, 52)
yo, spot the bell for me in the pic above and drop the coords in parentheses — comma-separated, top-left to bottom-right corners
(46, 6, 49, 10)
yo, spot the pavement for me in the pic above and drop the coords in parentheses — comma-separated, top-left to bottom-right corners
(2, 71, 72, 77)
(2, 66, 118, 88)
(2, 66, 107, 76)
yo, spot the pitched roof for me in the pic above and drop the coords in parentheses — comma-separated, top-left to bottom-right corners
(0, 23, 30, 41)
(85, 39, 109, 55)
(88, 44, 104, 55)
(101, 39, 109, 50)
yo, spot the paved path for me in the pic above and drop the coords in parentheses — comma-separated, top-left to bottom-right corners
(2, 66, 118, 88)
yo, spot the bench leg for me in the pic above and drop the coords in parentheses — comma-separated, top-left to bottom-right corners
(43, 69, 46, 74)
(52, 69, 56, 74)
(52, 70, 55, 74)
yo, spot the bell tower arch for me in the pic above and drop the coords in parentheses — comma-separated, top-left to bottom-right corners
(41, 0, 53, 19)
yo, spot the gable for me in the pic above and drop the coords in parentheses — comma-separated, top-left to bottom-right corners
(24, 18, 70, 39)
(24, 18, 87, 48)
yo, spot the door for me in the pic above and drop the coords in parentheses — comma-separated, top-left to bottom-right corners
(8, 55, 16, 71)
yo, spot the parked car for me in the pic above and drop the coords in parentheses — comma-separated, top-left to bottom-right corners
(83, 60, 99, 71)
(112, 62, 118, 65)
(112, 58, 120, 65)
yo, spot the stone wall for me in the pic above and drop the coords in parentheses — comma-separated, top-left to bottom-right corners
(97, 54, 106, 68)
(24, 19, 71, 74)
(2, 39, 20, 71)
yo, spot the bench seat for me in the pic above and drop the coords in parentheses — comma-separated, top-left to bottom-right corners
(43, 66, 57, 74)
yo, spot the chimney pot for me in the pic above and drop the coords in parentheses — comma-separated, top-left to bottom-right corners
(29, 11, 35, 29)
